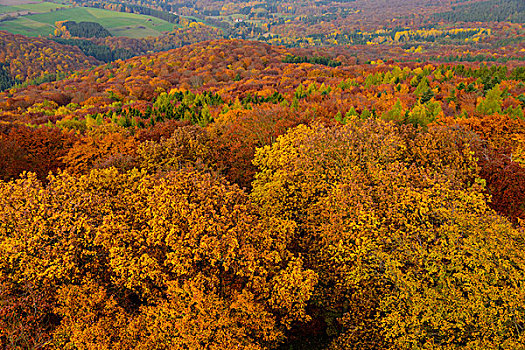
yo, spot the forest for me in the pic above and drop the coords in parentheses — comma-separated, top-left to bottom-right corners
(0, 0, 524, 349)
(434, 0, 525, 23)
(60, 21, 113, 38)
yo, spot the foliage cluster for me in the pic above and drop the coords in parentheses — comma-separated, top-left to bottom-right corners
(0, 31, 99, 90)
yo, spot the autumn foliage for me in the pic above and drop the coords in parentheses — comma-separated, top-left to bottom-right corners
(0, 31, 99, 88)
(252, 121, 525, 348)
(0, 169, 317, 349)
(0, 37, 524, 349)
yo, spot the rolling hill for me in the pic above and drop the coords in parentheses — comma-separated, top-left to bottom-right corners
(0, 4, 176, 38)
(0, 30, 100, 89)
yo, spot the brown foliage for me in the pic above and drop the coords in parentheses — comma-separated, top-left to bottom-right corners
(0, 124, 76, 181)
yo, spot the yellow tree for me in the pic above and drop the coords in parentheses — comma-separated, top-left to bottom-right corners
(0, 168, 317, 349)
(251, 120, 525, 349)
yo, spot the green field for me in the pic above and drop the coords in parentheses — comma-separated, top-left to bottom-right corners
(0, 17, 54, 36)
(13, 2, 67, 12)
(0, 5, 176, 38)
(0, 1, 66, 14)
(0, 6, 19, 14)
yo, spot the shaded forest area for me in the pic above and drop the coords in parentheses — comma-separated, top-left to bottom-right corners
(62, 21, 113, 38)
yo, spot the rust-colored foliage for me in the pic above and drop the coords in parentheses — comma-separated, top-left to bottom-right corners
(474, 144, 525, 223)
(209, 104, 310, 188)
(0, 124, 76, 181)
(135, 119, 192, 142)
(61, 125, 138, 174)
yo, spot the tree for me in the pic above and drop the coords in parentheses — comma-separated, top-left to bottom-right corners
(406, 100, 443, 128)
(476, 84, 503, 115)
(61, 125, 138, 174)
(0, 169, 317, 349)
(251, 120, 525, 349)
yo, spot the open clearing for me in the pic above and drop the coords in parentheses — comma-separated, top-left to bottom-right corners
(0, 4, 175, 37)
(0, 0, 38, 5)
(0, 5, 21, 13)
(0, 0, 65, 14)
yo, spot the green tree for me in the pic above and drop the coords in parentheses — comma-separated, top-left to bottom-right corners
(476, 84, 503, 115)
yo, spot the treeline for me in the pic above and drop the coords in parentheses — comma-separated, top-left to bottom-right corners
(53, 26, 223, 63)
(282, 54, 341, 67)
(451, 64, 525, 82)
(262, 26, 489, 48)
(429, 54, 525, 64)
(11, 71, 69, 90)
(434, 0, 525, 23)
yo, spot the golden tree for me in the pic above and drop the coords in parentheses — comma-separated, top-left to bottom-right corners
(252, 120, 525, 349)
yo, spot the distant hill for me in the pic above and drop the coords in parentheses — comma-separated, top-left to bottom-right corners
(0, 39, 290, 107)
(0, 31, 100, 90)
(434, 0, 525, 23)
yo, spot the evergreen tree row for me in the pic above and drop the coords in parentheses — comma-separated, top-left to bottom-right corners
(63, 21, 113, 38)
(52, 38, 135, 63)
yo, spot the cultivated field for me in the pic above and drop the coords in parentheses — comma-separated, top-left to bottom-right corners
(0, 0, 40, 5)
(0, 0, 66, 14)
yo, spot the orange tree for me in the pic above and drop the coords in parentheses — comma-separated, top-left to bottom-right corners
(0, 124, 76, 181)
(60, 124, 138, 174)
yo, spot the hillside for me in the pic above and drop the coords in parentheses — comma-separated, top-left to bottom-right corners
(0, 39, 523, 217)
(0, 30, 100, 89)
(0, 39, 291, 111)
(0, 5, 176, 38)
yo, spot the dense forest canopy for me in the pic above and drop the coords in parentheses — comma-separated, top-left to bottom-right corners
(62, 21, 113, 38)
(434, 0, 525, 23)
(0, 0, 524, 349)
